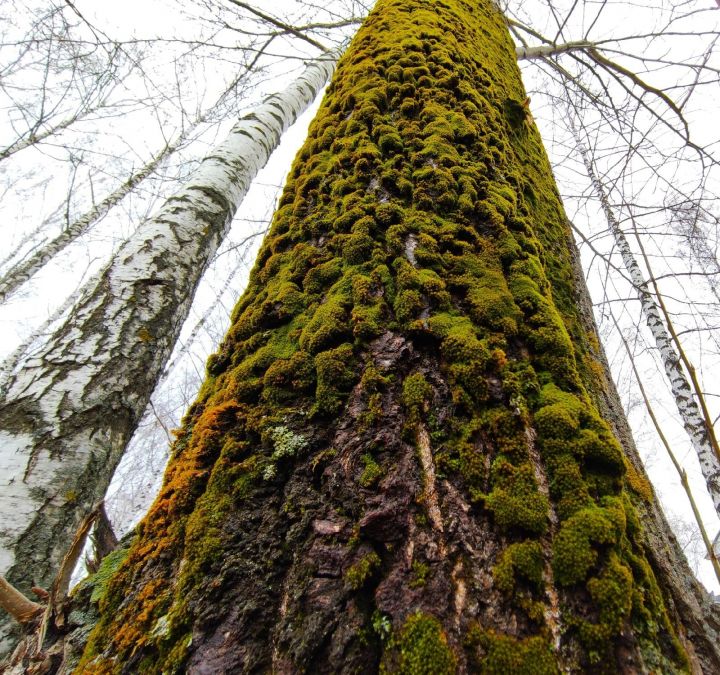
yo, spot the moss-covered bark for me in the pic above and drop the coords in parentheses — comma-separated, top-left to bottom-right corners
(74, 0, 720, 672)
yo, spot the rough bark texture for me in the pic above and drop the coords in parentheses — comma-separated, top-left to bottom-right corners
(71, 0, 720, 673)
(0, 53, 335, 654)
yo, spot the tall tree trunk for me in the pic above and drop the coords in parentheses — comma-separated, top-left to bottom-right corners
(0, 52, 335, 654)
(70, 1, 720, 673)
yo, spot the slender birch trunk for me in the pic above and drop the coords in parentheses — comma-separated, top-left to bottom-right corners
(0, 51, 336, 653)
(0, 69, 253, 304)
(570, 119, 720, 516)
(0, 113, 85, 163)
(0, 147, 174, 303)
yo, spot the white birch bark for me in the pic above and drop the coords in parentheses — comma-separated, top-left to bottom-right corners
(571, 122, 720, 517)
(0, 114, 82, 163)
(0, 148, 175, 304)
(0, 51, 337, 650)
(515, 41, 593, 61)
(0, 70, 251, 304)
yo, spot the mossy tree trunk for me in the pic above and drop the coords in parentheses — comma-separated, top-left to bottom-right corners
(76, 0, 720, 672)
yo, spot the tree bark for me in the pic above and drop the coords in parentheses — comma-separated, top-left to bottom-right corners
(0, 51, 336, 654)
(72, 0, 720, 673)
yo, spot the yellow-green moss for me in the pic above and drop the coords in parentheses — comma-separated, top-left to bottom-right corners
(359, 452, 384, 488)
(552, 504, 621, 586)
(85, 545, 131, 605)
(465, 627, 558, 674)
(578, 553, 633, 650)
(484, 459, 549, 535)
(402, 372, 432, 421)
(493, 541, 543, 594)
(387, 612, 457, 675)
(409, 560, 431, 588)
(346, 551, 381, 590)
(314, 343, 356, 415)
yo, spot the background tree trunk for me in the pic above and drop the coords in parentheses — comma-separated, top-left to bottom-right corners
(74, 0, 720, 672)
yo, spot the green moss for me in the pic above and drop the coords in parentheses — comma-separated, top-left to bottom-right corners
(578, 553, 633, 649)
(402, 372, 432, 421)
(230, 454, 263, 500)
(481, 408, 527, 461)
(300, 295, 352, 354)
(346, 551, 381, 590)
(549, 460, 592, 520)
(314, 343, 356, 415)
(467, 628, 557, 674)
(262, 349, 315, 403)
(303, 257, 343, 294)
(409, 560, 431, 588)
(85, 545, 131, 605)
(484, 459, 548, 535)
(387, 612, 456, 675)
(340, 232, 375, 263)
(465, 268, 520, 333)
(552, 504, 621, 586)
(493, 541, 543, 594)
(359, 452, 384, 488)
(394, 289, 424, 324)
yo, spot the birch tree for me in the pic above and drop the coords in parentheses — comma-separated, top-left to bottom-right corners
(570, 123, 720, 516)
(0, 62, 263, 304)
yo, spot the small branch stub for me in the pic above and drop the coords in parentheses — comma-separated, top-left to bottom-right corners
(0, 574, 43, 624)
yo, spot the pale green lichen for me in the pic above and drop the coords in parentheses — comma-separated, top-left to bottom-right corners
(263, 425, 309, 480)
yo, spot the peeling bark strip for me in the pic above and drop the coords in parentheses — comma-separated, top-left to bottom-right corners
(571, 124, 720, 518)
(69, 0, 720, 673)
(0, 52, 336, 653)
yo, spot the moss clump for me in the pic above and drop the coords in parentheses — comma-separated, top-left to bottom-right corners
(466, 627, 557, 674)
(85, 545, 131, 605)
(428, 313, 491, 408)
(262, 349, 315, 403)
(314, 343, 356, 415)
(359, 452, 384, 488)
(493, 541, 543, 594)
(409, 560, 431, 588)
(552, 504, 621, 586)
(303, 257, 343, 294)
(578, 554, 633, 650)
(346, 551, 381, 590)
(300, 295, 352, 354)
(402, 372, 432, 421)
(387, 612, 457, 675)
(484, 459, 549, 535)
